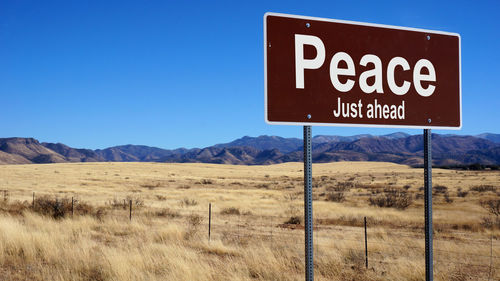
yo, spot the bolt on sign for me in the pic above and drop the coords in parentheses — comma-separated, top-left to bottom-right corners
(264, 13, 461, 129)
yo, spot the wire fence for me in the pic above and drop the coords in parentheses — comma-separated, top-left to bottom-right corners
(1, 189, 499, 279)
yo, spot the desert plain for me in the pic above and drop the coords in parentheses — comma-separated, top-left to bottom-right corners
(0, 161, 498, 280)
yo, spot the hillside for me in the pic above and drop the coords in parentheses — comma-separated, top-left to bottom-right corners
(0, 133, 499, 166)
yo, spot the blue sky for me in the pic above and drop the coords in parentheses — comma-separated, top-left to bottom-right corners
(0, 0, 499, 149)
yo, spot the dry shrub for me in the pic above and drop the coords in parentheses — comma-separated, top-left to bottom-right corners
(369, 188, 412, 210)
(0, 200, 31, 216)
(184, 214, 202, 240)
(471, 185, 496, 193)
(329, 181, 355, 192)
(154, 208, 180, 218)
(94, 207, 107, 221)
(434, 185, 448, 194)
(196, 179, 214, 185)
(32, 196, 67, 219)
(140, 181, 162, 189)
(480, 216, 500, 229)
(481, 199, 500, 217)
(179, 197, 198, 207)
(284, 216, 301, 225)
(343, 249, 365, 269)
(74, 200, 94, 216)
(155, 195, 166, 201)
(1, 196, 98, 219)
(126, 196, 144, 208)
(220, 207, 240, 215)
(256, 183, 270, 189)
(30, 196, 95, 219)
(457, 190, 469, 197)
(107, 198, 128, 209)
(446, 264, 490, 281)
(326, 192, 345, 202)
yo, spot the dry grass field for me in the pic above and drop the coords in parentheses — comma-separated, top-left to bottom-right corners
(0, 161, 498, 280)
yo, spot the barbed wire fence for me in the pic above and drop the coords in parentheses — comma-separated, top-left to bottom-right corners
(0, 189, 499, 279)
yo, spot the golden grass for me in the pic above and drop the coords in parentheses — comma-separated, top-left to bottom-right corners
(0, 161, 498, 280)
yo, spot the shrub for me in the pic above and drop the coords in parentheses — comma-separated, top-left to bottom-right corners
(0, 200, 30, 216)
(220, 207, 240, 215)
(140, 181, 161, 189)
(155, 208, 180, 218)
(32, 196, 67, 219)
(434, 185, 448, 194)
(94, 207, 107, 221)
(180, 198, 198, 207)
(326, 192, 345, 202)
(184, 214, 202, 240)
(126, 196, 144, 207)
(457, 190, 469, 197)
(471, 185, 496, 193)
(369, 188, 412, 210)
(343, 249, 365, 269)
(32, 196, 94, 219)
(107, 198, 128, 209)
(481, 216, 500, 229)
(201, 179, 214, 184)
(329, 181, 355, 192)
(156, 195, 167, 201)
(284, 216, 301, 225)
(480, 199, 500, 217)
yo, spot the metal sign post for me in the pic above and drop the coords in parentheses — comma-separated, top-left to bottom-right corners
(424, 129, 433, 281)
(303, 126, 314, 281)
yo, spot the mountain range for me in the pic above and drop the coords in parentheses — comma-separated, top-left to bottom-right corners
(0, 133, 499, 167)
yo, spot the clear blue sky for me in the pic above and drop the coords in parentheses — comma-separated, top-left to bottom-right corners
(1, 0, 498, 149)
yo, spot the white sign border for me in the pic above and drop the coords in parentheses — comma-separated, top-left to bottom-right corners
(263, 12, 462, 130)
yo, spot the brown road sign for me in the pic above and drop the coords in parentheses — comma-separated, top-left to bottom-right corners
(264, 12, 461, 129)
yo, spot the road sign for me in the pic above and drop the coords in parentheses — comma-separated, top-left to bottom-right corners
(264, 12, 461, 129)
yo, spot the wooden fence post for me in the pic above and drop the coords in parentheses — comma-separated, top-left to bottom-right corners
(129, 199, 132, 221)
(364, 216, 368, 269)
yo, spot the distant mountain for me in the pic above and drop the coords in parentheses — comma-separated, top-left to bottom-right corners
(42, 143, 104, 162)
(215, 133, 412, 152)
(0, 133, 499, 166)
(312, 132, 410, 143)
(94, 145, 187, 162)
(476, 133, 500, 143)
(214, 135, 302, 153)
(0, 138, 66, 164)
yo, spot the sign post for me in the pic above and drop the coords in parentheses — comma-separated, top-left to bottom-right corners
(303, 125, 313, 281)
(264, 12, 460, 281)
(423, 129, 433, 280)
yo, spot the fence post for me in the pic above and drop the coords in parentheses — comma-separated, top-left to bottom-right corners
(72, 197, 74, 218)
(32, 192, 35, 208)
(364, 216, 368, 269)
(129, 199, 132, 221)
(208, 203, 212, 242)
(489, 233, 493, 281)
